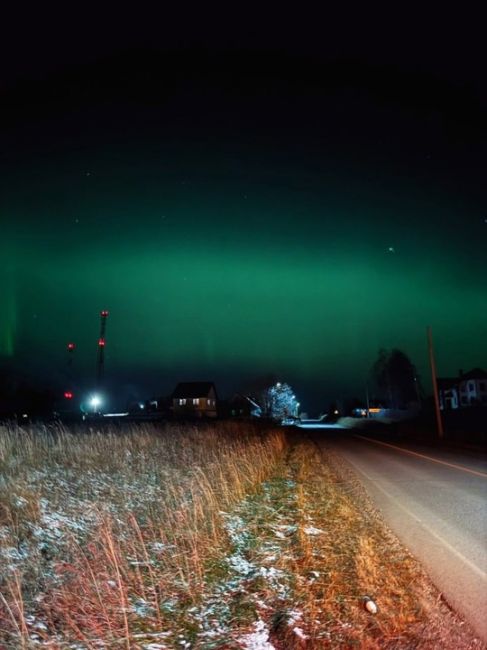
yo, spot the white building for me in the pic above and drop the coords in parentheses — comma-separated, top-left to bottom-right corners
(438, 368, 487, 410)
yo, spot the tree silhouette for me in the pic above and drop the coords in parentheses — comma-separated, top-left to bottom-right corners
(371, 348, 420, 409)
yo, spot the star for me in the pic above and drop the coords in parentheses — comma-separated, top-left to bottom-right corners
(388, 246, 395, 253)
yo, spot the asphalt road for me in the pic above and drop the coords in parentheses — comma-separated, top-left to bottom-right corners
(308, 429, 487, 642)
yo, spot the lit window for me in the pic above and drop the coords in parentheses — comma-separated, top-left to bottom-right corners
(193, 398, 199, 405)
(207, 399, 211, 406)
(179, 398, 186, 406)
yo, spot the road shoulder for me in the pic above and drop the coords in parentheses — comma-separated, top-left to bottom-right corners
(312, 434, 485, 649)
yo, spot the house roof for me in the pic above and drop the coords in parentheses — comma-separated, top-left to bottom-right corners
(172, 382, 217, 399)
(229, 393, 261, 409)
(437, 377, 458, 389)
(438, 368, 487, 388)
(460, 368, 487, 381)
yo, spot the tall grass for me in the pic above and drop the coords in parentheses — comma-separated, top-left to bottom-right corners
(0, 421, 286, 647)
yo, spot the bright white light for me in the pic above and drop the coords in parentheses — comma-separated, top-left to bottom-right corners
(103, 412, 129, 417)
(90, 395, 102, 409)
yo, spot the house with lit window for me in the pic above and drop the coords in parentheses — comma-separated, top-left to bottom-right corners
(171, 382, 218, 418)
(438, 368, 487, 410)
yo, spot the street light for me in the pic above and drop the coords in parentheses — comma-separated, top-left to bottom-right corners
(89, 394, 102, 412)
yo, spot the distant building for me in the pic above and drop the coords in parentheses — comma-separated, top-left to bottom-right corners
(437, 378, 459, 410)
(224, 393, 262, 418)
(438, 368, 487, 410)
(172, 382, 218, 418)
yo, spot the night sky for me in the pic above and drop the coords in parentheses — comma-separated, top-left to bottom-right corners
(1, 7, 486, 411)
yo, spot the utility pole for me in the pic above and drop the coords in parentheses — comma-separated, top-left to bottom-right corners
(365, 382, 370, 418)
(427, 326, 443, 439)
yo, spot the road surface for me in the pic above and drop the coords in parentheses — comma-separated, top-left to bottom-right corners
(307, 428, 487, 642)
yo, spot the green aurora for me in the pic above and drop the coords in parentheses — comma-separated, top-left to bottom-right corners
(2, 169, 485, 406)
(1, 54, 486, 408)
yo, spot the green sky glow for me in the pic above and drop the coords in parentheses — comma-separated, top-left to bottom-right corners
(2, 169, 485, 407)
(1, 61, 485, 409)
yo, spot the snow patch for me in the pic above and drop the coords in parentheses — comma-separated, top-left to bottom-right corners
(239, 620, 276, 649)
(228, 553, 255, 576)
(131, 598, 155, 617)
(303, 526, 324, 535)
(151, 541, 166, 553)
(293, 627, 308, 640)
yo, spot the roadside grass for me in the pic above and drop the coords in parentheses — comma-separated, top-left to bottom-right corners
(272, 440, 428, 647)
(0, 421, 286, 647)
(0, 423, 482, 648)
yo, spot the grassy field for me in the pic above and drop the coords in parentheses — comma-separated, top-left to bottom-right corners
(0, 421, 482, 648)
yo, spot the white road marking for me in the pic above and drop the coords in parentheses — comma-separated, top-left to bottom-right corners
(345, 458, 487, 582)
(356, 435, 487, 479)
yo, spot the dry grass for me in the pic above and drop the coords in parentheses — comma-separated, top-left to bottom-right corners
(0, 421, 286, 647)
(264, 437, 483, 649)
(0, 423, 482, 648)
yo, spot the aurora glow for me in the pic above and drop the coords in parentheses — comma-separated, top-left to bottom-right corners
(1, 47, 486, 410)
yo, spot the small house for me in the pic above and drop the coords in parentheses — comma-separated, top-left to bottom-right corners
(438, 368, 487, 409)
(458, 368, 487, 407)
(172, 382, 218, 418)
(225, 393, 262, 418)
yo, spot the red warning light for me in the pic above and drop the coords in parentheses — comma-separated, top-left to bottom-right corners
(64, 391, 73, 399)
(67, 342, 76, 351)
(98, 338, 105, 347)
(100, 310, 109, 317)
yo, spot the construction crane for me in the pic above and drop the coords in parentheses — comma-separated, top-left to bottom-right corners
(96, 310, 109, 386)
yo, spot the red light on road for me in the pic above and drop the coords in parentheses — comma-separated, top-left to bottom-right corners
(67, 342, 76, 350)
(64, 391, 73, 399)
(98, 338, 105, 347)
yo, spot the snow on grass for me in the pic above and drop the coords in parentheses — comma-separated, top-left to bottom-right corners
(160, 475, 302, 647)
(302, 525, 324, 535)
(1, 425, 332, 647)
(239, 619, 276, 650)
(286, 610, 309, 640)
